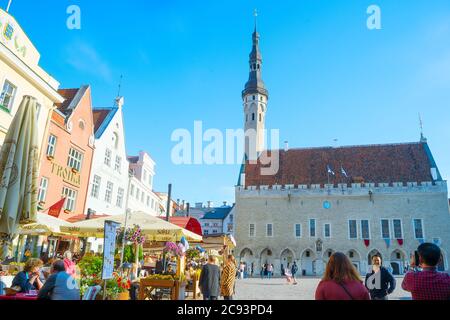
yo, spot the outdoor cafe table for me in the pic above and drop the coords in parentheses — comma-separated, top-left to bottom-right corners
(0, 293, 38, 301)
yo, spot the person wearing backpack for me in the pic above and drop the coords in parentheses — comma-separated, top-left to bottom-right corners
(315, 252, 370, 300)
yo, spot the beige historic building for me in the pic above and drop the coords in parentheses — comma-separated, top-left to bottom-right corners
(234, 24, 450, 276)
(0, 9, 63, 151)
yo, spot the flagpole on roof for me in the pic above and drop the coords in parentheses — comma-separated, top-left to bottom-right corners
(6, 0, 12, 12)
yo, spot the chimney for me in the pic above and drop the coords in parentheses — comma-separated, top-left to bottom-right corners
(284, 141, 289, 152)
(186, 203, 190, 217)
(223, 201, 228, 207)
(207, 201, 212, 208)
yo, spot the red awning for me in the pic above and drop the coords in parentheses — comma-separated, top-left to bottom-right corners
(159, 216, 203, 236)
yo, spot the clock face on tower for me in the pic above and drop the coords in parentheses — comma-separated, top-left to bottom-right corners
(323, 201, 331, 209)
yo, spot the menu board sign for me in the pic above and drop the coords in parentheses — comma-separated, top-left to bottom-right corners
(102, 220, 120, 280)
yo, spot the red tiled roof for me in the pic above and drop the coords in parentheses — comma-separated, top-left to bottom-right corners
(92, 109, 110, 134)
(245, 142, 434, 187)
(55, 88, 79, 115)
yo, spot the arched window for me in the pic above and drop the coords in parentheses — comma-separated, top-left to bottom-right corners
(252, 113, 255, 121)
(259, 114, 262, 122)
(112, 132, 119, 149)
(78, 119, 85, 130)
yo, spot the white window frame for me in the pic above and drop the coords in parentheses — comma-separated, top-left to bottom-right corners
(309, 219, 316, 238)
(0, 79, 17, 112)
(38, 177, 49, 203)
(381, 219, 391, 239)
(323, 223, 331, 239)
(62, 187, 77, 212)
(116, 188, 124, 208)
(392, 219, 403, 239)
(67, 147, 83, 171)
(114, 156, 121, 173)
(412, 218, 425, 239)
(105, 181, 113, 203)
(46, 135, 57, 157)
(249, 223, 255, 237)
(294, 223, 302, 238)
(266, 223, 273, 238)
(348, 219, 358, 240)
(91, 175, 101, 199)
(104, 148, 112, 167)
(360, 219, 371, 240)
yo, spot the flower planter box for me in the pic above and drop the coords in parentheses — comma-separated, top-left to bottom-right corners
(117, 291, 130, 300)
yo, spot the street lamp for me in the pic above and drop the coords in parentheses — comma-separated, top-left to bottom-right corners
(119, 170, 134, 273)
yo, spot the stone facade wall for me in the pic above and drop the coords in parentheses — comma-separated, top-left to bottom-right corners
(234, 181, 450, 276)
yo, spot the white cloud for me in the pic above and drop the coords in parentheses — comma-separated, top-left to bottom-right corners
(65, 41, 113, 82)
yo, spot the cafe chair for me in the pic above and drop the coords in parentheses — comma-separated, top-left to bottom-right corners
(82, 285, 101, 300)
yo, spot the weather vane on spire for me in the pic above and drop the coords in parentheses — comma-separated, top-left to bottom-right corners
(117, 74, 123, 97)
(254, 8, 258, 30)
(419, 113, 426, 142)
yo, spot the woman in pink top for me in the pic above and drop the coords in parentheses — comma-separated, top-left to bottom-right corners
(63, 251, 76, 277)
(315, 252, 370, 300)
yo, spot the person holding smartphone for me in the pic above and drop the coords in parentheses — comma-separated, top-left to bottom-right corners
(11, 258, 44, 293)
(402, 243, 450, 300)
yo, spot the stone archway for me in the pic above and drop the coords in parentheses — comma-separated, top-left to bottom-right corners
(323, 249, 335, 264)
(390, 249, 407, 275)
(280, 248, 295, 275)
(347, 249, 362, 273)
(240, 248, 254, 263)
(260, 248, 273, 267)
(300, 249, 316, 276)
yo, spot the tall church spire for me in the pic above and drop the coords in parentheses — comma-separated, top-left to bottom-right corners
(242, 10, 268, 99)
(242, 11, 269, 160)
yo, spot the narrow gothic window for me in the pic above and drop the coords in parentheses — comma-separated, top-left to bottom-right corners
(259, 114, 262, 122)
(253, 95, 255, 100)
(252, 113, 255, 121)
(246, 114, 248, 122)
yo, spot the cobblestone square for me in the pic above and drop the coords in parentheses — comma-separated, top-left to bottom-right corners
(233, 277, 411, 300)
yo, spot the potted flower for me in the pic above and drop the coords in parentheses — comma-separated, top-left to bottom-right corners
(113, 272, 131, 300)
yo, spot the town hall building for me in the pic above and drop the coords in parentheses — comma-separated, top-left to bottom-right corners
(234, 23, 450, 276)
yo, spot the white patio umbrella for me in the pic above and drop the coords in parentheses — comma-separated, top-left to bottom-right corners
(0, 96, 40, 258)
(19, 213, 71, 236)
(61, 211, 203, 242)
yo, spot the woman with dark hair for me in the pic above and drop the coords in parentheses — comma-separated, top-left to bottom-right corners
(315, 252, 370, 300)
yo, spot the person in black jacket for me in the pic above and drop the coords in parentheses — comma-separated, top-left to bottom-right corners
(199, 255, 221, 300)
(365, 255, 396, 300)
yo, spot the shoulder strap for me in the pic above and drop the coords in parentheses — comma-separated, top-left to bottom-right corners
(338, 283, 354, 300)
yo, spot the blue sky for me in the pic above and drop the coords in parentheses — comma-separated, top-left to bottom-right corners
(7, 0, 450, 205)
